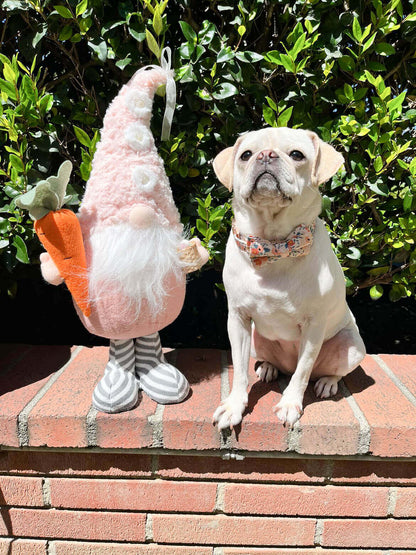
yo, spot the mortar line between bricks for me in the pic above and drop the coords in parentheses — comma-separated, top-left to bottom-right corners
(388, 486, 398, 517)
(338, 378, 371, 455)
(17, 346, 84, 448)
(42, 477, 51, 507)
(372, 354, 416, 407)
(86, 406, 98, 447)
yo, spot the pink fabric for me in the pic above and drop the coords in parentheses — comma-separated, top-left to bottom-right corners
(75, 274, 185, 340)
(75, 67, 186, 339)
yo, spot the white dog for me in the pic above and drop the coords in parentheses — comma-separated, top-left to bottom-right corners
(212, 127, 365, 430)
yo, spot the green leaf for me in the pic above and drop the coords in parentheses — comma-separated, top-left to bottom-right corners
(374, 42, 396, 56)
(346, 246, 361, 260)
(59, 25, 73, 41)
(116, 56, 132, 70)
(0, 78, 17, 99)
(277, 106, 293, 127)
(88, 40, 108, 62)
(373, 156, 383, 173)
(212, 82, 238, 100)
(75, 0, 88, 17)
(13, 236, 29, 264)
(217, 47, 234, 63)
(145, 29, 160, 59)
(54, 5, 73, 19)
(179, 21, 197, 43)
(73, 126, 91, 147)
(153, 6, 163, 36)
(32, 23, 48, 48)
(387, 91, 406, 112)
(352, 17, 362, 42)
(196, 219, 208, 236)
(370, 284, 383, 300)
(9, 154, 24, 172)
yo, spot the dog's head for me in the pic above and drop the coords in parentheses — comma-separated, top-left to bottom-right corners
(213, 127, 344, 210)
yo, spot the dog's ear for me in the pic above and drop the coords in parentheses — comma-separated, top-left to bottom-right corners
(308, 132, 344, 186)
(213, 147, 235, 191)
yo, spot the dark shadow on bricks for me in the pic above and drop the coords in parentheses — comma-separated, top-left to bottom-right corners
(0, 345, 71, 396)
(232, 364, 375, 439)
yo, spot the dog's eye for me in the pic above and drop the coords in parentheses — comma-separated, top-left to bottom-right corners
(289, 150, 305, 161)
(240, 150, 252, 161)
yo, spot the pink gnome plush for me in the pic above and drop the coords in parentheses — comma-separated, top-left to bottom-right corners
(38, 49, 209, 412)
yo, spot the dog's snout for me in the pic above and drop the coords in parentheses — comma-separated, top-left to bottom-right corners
(256, 150, 278, 164)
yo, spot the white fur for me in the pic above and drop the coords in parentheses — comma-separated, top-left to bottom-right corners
(125, 89, 153, 118)
(88, 223, 184, 313)
(212, 127, 366, 430)
(132, 165, 159, 193)
(124, 123, 154, 152)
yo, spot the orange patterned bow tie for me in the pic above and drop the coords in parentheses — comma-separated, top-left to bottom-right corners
(232, 220, 316, 267)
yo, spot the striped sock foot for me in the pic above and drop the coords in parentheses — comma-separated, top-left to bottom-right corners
(92, 339, 140, 413)
(135, 333, 190, 404)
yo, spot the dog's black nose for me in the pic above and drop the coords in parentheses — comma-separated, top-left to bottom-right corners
(256, 150, 278, 164)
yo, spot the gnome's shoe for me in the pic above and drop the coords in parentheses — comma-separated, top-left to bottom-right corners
(135, 333, 190, 404)
(93, 339, 140, 413)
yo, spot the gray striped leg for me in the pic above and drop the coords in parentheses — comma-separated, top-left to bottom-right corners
(135, 333, 190, 404)
(92, 339, 140, 413)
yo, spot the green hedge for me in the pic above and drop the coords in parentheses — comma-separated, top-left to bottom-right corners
(1, 0, 415, 302)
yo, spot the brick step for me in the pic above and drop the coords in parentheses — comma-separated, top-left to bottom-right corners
(0, 344, 415, 458)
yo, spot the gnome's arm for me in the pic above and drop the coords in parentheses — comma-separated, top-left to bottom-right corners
(39, 252, 64, 285)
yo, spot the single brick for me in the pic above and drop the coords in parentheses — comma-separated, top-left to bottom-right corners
(163, 349, 224, 450)
(0, 538, 47, 554)
(379, 354, 416, 398)
(295, 380, 361, 456)
(0, 345, 71, 448)
(27, 346, 109, 448)
(224, 483, 389, 517)
(49, 478, 217, 512)
(230, 357, 289, 452)
(157, 454, 331, 483)
(0, 508, 146, 542)
(394, 487, 416, 517)
(2, 450, 152, 478)
(152, 514, 316, 546)
(344, 356, 416, 457)
(322, 519, 416, 549)
(52, 542, 212, 554)
(0, 476, 44, 507)
(95, 393, 157, 449)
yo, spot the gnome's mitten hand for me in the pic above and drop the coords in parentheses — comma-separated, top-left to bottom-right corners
(39, 252, 64, 286)
(179, 238, 210, 274)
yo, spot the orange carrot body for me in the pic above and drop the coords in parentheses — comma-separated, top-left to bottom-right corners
(34, 209, 91, 317)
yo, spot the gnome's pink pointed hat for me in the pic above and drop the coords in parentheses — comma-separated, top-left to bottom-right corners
(78, 48, 181, 235)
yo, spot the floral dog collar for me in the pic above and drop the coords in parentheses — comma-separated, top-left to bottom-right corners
(232, 219, 316, 267)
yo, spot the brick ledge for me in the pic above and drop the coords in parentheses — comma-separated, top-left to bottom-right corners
(1, 344, 415, 458)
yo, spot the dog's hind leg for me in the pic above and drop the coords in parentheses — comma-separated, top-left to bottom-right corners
(255, 361, 279, 382)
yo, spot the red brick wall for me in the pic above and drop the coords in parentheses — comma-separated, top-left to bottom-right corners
(1, 450, 416, 554)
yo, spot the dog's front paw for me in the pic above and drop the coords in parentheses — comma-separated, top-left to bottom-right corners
(273, 394, 303, 427)
(256, 361, 278, 383)
(213, 394, 248, 430)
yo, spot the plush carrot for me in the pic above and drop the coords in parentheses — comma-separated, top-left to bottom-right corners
(16, 161, 91, 317)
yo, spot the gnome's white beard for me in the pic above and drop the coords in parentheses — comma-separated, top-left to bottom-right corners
(88, 223, 184, 314)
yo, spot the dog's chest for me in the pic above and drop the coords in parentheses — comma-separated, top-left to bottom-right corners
(225, 260, 309, 341)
